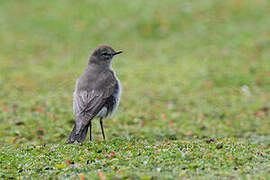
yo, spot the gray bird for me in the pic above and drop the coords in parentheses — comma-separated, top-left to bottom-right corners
(66, 45, 122, 143)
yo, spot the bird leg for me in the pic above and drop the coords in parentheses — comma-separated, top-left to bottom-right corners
(99, 117, 106, 140)
(89, 120, 92, 141)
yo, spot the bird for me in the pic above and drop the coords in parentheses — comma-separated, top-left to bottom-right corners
(66, 45, 122, 143)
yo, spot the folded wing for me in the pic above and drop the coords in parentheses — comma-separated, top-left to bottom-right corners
(73, 71, 117, 134)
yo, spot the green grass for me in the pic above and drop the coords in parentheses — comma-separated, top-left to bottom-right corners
(0, 0, 270, 179)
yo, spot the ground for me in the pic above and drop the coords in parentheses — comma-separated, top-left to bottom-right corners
(0, 0, 269, 179)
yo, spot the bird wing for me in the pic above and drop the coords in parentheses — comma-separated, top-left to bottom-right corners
(73, 71, 117, 133)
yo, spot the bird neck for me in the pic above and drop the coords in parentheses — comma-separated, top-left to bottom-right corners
(88, 60, 112, 71)
(88, 56, 113, 70)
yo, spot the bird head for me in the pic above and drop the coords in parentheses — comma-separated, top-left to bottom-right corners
(89, 45, 122, 68)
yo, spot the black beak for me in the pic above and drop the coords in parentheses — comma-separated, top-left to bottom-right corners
(112, 51, 123, 56)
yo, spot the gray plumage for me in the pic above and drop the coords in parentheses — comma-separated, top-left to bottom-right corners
(66, 45, 122, 143)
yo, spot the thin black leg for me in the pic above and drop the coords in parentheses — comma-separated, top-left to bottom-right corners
(89, 121, 92, 141)
(99, 117, 106, 140)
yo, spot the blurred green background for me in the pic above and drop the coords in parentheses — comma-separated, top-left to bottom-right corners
(0, 0, 269, 179)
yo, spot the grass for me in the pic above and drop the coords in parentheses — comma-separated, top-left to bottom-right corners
(0, 0, 270, 179)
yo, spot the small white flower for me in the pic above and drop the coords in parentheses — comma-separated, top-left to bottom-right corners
(241, 85, 251, 96)
(143, 161, 148, 165)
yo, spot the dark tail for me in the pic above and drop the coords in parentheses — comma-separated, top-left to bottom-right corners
(66, 124, 89, 144)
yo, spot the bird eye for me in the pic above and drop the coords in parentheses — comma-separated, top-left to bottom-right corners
(102, 52, 110, 56)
